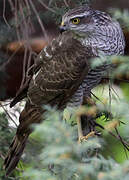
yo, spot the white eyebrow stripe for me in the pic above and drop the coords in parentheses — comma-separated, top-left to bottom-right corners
(70, 14, 86, 19)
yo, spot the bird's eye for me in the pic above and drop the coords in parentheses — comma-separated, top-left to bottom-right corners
(71, 18, 80, 25)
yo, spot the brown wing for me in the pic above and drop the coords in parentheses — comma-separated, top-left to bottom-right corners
(10, 32, 93, 107)
(27, 31, 93, 107)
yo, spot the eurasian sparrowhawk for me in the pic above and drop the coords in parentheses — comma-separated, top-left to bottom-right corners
(4, 5, 125, 175)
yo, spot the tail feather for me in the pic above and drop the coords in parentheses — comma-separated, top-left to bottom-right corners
(4, 134, 29, 176)
(4, 102, 42, 176)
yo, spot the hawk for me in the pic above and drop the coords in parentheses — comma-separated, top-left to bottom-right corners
(4, 5, 125, 175)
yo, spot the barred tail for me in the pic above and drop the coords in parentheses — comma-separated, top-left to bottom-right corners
(4, 102, 42, 176)
(4, 133, 29, 176)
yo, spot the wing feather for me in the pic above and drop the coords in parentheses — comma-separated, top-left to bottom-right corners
(28, 32, 93, 106)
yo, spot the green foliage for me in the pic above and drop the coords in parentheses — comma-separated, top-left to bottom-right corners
(91, 55, 129, 81)
(0, 113, 14, 154)
(0, 113, 16, 179)
(20, 107, 129, 180)
(109, 8, 129, 31)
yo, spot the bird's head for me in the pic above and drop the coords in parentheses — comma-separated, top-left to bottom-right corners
(60, 5, 125, 56)
(60, 5, 112, 38)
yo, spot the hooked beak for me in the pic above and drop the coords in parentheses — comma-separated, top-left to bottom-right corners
(59, 21, 67, 33)
(59, 26, 67, 33)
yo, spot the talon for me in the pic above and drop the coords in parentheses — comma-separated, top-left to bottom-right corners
(78, 131, 95, 143)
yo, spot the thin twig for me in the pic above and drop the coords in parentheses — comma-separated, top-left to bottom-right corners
(18, 1, 32, 90)
(0, 152, 5, 160)
(108, 76, 112, 114)
(63, 0, 69, 7)
(29, 0, 49, 42)
(95, 122, 129, 150)
(3, 0, 11, 28)
(115, 127, 129, 153)
(37, 0, 57, 13)
(15, 0, 22, 42)
(0, 102, 18, 127)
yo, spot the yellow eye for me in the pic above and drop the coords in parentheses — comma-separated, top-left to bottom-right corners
(72, 18, 80, 25)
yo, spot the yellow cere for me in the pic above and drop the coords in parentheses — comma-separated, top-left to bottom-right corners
(61, 21, 65, 26)
(72, 18, 80, 25)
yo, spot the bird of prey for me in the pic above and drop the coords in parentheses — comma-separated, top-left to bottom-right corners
(4, 5, 125, 175)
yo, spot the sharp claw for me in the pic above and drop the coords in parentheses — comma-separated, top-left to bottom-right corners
(78, 131, 95, 143)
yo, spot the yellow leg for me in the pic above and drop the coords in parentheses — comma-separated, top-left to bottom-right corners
(77, 115, 95, 143)
(79, 131, 95, 142)
(77, 115, 83, 143)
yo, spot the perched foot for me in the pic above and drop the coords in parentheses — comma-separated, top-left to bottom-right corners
(78, 131, 95, 143)
(76, 106, 97, 143)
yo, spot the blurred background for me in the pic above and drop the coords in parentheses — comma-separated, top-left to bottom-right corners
(0, 0, 129, 179)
